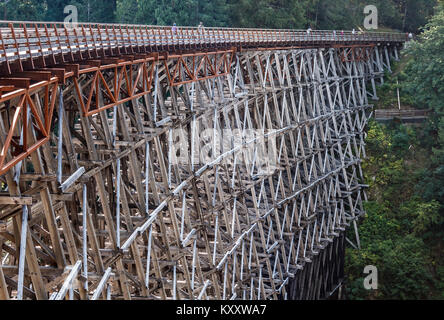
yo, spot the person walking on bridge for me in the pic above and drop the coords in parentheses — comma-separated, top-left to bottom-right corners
(198, 22, 205, 43)
(306, 26, 312, 42)
(172, 23, 178, 45)
(198, 22, 204, 34)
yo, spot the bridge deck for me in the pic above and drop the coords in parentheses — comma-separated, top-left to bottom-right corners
(0, 21, 406, 76)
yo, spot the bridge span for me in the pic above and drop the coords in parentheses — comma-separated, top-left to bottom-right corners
(0, 22, 405, 300)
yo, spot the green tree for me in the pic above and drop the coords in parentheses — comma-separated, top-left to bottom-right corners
(43, 0, 70, 21)
(229, 0, 308, 29)
(86, 0, 116, 23)
(0, 0, 47, 21)
(63, 0, 116, 23)
(197, 0, 229, 27)
(405, 3, 444, 210)
(346, 121, 444, 299)
(305, 0, 437, 31)
(116, 0, 140, 24)
(397, 0, 437, 32)
(116, 0, 201, 26)
(306, 0, 362, 30)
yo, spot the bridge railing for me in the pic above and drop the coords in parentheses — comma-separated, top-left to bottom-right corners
(0, 21, 407, 71)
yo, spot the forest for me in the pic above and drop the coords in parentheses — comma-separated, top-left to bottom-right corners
(346, 2, 444, 299)
(0, 0, 442, 300)
(0, 0, 437, 33)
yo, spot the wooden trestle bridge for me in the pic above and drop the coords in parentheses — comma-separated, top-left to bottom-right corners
(0, 21, 406, 300)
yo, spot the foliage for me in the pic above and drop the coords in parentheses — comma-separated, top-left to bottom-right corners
(346, 4, 444, 299)
(228, 0, 308, 29)
(404, 3, 444, 209)
(405, 4, 444, 115)
(346, 205, 434, 300)
(0, 0, 437, 32)
(346, 120, 444, 300)
(0, 0, 47, 21)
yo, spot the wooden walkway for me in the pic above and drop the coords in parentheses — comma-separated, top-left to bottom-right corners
(374, 109, 431, 122)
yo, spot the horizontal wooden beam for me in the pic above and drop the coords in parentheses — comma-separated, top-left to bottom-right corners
(0, 197, 33, 206)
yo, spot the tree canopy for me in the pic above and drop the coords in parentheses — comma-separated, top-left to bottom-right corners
(346, 3, 444, 300)
(405, 1, 444, 226)
(0, 0, 437, 32)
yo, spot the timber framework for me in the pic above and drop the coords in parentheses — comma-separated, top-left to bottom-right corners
(0, 22, 406, 300)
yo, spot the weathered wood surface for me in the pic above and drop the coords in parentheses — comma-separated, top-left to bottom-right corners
(374, 109, 431, 121)
(0, 21, 406, 76)
(0, 37, 399, 300)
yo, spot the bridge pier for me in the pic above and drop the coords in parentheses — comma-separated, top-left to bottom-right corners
(286, 232, 346, 300)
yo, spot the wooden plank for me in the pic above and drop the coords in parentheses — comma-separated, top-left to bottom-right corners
(0, 264, 9, 300)
(0, 197, 33, 205)
(60, 167, 86, 193)
(14, 71, 52, 81)
(27, 104, 67, 269)
(58, 64, 80, 78)
(0, 78, 31, 88)
(0, 85, 15, 97)
(35, 68, 66, 83)
(4, 275, 35, 299)
(19, 174, 57, 182)
(52, 261, 82, 300)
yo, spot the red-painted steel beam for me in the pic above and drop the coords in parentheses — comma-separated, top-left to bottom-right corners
(0, 78, 58, 176)
(0, 21, 407, 77)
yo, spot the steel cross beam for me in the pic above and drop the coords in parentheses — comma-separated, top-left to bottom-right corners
(73, 54, 157, 116)
(333, 44, 376, 62)
(164, 49, 235, 87)
(0, 78, 58, 175)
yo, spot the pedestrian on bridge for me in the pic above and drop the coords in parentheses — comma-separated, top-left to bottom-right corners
(198, 22, 205, 42)
(198, 22, 204, 34)
(172, 23, 178, 44)
(306, 27, 312, 42)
